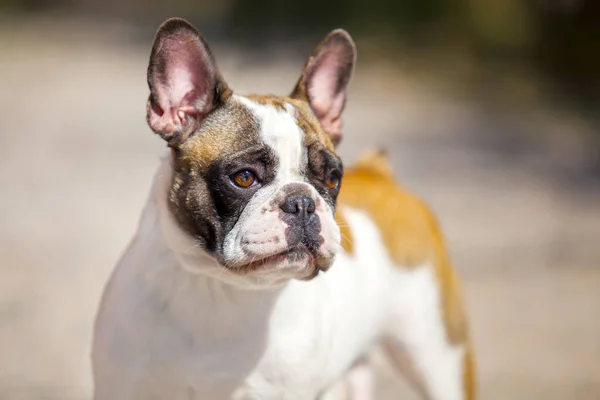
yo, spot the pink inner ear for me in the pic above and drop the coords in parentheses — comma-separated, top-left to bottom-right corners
(310, 89, 345, 141)
(307, 47, 349, 143)
(169, 67, 202, 112)
(148, 33, 217, 139)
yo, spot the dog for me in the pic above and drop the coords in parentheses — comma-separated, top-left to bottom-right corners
(91, 17, 476, 400)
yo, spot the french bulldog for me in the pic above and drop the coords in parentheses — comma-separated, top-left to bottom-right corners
(92, 17, 476, 400)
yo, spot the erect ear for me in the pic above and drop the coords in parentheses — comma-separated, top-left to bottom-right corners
(146, 18, 230, 147)
(291, 29, 356, 147)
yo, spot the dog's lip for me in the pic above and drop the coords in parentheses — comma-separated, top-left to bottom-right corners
(235, 245, 313, 271)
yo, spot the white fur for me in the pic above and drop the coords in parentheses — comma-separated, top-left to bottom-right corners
(386, 264, 466, 400)
(92, 100, 467, 399)
(236, 96, 305, 181)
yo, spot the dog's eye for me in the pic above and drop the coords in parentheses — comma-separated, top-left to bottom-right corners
(325, 171, 340, 190)
(231, 170, 256, 188)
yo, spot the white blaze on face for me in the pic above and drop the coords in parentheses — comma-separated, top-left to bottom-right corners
(235, 96, 305, 182)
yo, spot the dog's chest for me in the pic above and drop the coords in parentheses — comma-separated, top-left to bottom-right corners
(161, 274, 382, 399)
(97, 251, 387, 400)
(231, 276, 384, 399)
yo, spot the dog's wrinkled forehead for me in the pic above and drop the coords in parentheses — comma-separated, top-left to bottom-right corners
(177, 94, 335, 171)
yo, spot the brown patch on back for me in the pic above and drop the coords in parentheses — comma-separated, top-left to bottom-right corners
(337, 150, 471, 346)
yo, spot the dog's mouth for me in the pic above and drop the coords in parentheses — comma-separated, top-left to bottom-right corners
(233, 244, 329, 276)
(237, 245, 311, 270)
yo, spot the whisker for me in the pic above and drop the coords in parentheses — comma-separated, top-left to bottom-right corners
(339, 233, 352, 244)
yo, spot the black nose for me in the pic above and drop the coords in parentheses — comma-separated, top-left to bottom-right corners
(280, 194, 316, 217)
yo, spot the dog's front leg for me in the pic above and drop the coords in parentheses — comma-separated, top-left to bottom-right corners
(318, 360, 374, 400)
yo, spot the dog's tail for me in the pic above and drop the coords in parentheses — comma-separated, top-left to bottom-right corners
(353, 147, 395, 179)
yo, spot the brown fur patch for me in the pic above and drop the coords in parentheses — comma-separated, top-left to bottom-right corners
(289, 98, 335, 151)
(177, 99, 260, 171)
(246, 94, 287, 112)
(463, 347, 477, 400)
(337, 150, 471, 347)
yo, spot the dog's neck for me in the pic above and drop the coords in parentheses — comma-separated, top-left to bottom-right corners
(118, 154, 288, 340)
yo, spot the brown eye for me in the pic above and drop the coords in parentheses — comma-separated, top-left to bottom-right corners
(232, 170, 256, 188)
(325, 171, 340, 189)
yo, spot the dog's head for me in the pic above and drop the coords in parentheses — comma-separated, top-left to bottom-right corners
(147, 18, 355, 282)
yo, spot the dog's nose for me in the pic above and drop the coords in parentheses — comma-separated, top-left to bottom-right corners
(280, 194, 316, 218)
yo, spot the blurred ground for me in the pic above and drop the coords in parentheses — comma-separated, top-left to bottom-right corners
(1, 15, 600, 400)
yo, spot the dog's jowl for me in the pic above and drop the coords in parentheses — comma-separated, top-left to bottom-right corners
(92, 17, 476, 400)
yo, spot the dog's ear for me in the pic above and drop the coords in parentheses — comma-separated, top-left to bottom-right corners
(291, 29, 356, 147)
(147, 18, 230, 147)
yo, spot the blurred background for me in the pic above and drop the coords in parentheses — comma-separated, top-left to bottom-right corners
(1, 0, 599, 399)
